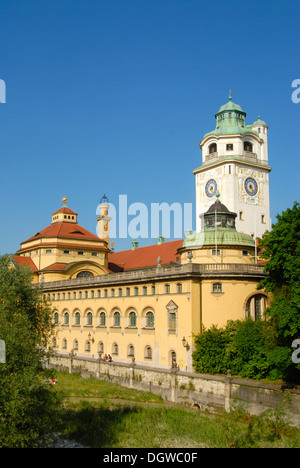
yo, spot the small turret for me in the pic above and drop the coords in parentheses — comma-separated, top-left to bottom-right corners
(97, 194, 111, 244)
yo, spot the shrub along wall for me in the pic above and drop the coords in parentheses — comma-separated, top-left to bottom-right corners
(47, 353, 300, 427)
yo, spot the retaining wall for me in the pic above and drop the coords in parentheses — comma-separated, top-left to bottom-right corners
(47, 353, 300, 427)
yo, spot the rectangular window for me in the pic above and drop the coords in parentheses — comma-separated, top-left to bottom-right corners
(45, 249, 52, 254)
(97, 290, 101, 298)
(242, 250, 249, 256)
(239, 211, 244, 221)
(63, 250, 70, 254)
(73, 292, 76, 299)
(91, 252, 98, 256)
(261, 214, 265, 224)
(143, 286, 147, 296)
(91, 290, 94, 298)
(111, 289, 115, 297)
(85, 291, 88, 299)
(104, 289, 108, 298)
(212, 249, 221, 256)
(151, 285, 155, 295)
(77, 251, 84, 255)
(134, 287, 138, 296)
(68, 292, 71, 300)
(169, 313, 177, 332)
(228, 165, 231, 174)
(126, 288, 130, 297)
(212, 282, 223, 293)
(226, 144, 233, 151)
(118, 288, 122, 297)
(79, 291, 82, 299)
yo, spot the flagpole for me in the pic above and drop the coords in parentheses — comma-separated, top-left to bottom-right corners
(215, 204, 217, 264)
(215, 191, 220, 264)
(254, 213, 257, 264)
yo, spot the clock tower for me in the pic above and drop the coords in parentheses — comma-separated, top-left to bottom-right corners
(194, 93, 271, 239)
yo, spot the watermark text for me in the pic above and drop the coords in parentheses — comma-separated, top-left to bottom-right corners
(0, 79, 6, 103)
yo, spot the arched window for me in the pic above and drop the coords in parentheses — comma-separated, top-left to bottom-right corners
(74, 339, 79, 350)
(244, 141, 253, 152)
(74, 311, 81, 326)
(85, 341, 91, 352)
(170, 350, 177, 367)
(86, 311, 93, 326)
(245, 294, 267, 320)
(63, 312, 69, 326)
(54, 312, 59, 325)
(146, 311, 154, 328)
(209, 143, 217, 154)
(98, 341, 104, 353)
(176, 283, 182, 293)
(112, 343, 119, 355)
(128, 344, 135, 357)
(113, 311, 121, 327)
(129, 311, 137, 327)
(165, 284, 170, 294)
(145, 346, 152, 360)
(62, 338, 67, 349)
(77, 271, 94, 278)
(99, 311, 106, 327)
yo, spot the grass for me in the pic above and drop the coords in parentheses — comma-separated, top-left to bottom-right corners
(51, 371, 300, 448)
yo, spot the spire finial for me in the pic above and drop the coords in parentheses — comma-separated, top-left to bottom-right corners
(229, 89, 232, 100)
(62, 196, 68, 206)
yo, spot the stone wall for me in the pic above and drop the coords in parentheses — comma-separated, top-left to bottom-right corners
(48, 353, 300, 427)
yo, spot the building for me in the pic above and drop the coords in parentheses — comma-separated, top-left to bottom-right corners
(12, 97, 270, 372)
(194, 92, 271, 238)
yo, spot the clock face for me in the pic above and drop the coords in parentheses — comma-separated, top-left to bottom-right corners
(205, 179, 217, 198)
(244, 177, 258, 196)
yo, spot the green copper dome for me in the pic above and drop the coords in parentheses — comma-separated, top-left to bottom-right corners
(182, 198, 255, 249)
(182, 229, 255, 249)
(203, 93, 259, 138)
(217, 98, 244, 114)
(253, 116, 267, 126)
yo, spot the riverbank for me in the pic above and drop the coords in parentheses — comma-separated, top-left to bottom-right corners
(45, 371, 300, 448)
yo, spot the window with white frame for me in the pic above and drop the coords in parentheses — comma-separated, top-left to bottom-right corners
(166, 300, 178, 334)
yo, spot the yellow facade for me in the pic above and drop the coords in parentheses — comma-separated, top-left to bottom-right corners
(13, 195, 268, 373)
(41, 262, 267, 372)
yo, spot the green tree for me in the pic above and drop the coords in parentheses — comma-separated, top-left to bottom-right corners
(192, 325, 230, 375)
(257, 202, 300, 381)
(192, 319, 277, 380)
(0, 254, 61, 447)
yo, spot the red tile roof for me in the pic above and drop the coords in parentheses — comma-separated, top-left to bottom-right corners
(12, 255, 38, 271)
(42, 263, 68, 271)
(21, 222, 102, 244)
(108, 239, 183, 272)
(52, 207, 78, 216)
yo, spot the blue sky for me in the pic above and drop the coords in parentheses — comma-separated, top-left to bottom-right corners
(0, 0, 299, 254)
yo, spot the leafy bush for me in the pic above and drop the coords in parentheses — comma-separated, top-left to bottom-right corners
(192, 318, 296, 381)
(0, 255, 62, 447)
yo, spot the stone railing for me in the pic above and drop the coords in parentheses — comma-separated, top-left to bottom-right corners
(202, 152, 269, 167)
(39, 263, 266, 291)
